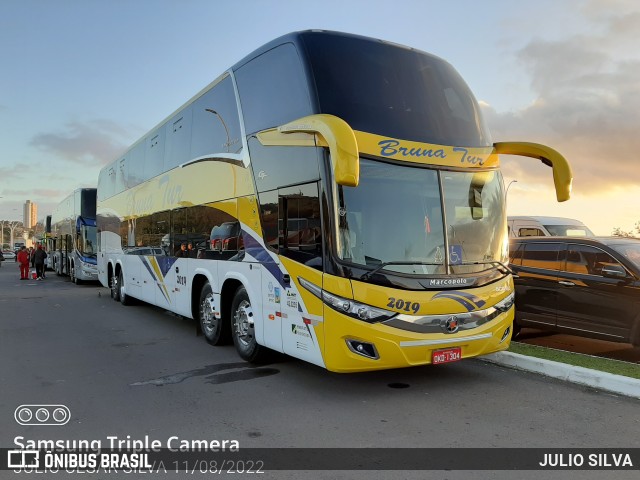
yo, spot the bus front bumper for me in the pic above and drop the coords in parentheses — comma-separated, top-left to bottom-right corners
(322, 307, 514, 373)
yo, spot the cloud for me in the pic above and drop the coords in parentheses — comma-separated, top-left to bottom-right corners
(0, 163, 39, 182)
(485, 5, 640, 193)
(30, 119, 130, 167)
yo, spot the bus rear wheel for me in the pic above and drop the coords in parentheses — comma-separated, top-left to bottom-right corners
(199, 283, 230, 345)
(111, 273, 120, 301)
(231, 286, 270, 363)
(118, 270, 133, 306)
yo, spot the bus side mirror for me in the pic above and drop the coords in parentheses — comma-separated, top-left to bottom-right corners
(493, 142, 572, 202)
(257, 114, 360, 187)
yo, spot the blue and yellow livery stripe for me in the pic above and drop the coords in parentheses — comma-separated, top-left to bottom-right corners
(140, 256, 177, 303)
(432, 290, 487, 312)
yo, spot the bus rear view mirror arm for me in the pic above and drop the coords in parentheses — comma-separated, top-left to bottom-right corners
(258, 114, 360, 187)
(493, 142, 573, 202)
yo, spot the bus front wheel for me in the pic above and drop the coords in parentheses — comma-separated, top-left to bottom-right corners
(71, 262, 82, 285)
(199, 283, 230, 345)
(231, 286, 270, 363)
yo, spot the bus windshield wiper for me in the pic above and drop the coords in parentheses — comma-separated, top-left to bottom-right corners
(360, 261, 442, 281)
(457, 260, 514, 275)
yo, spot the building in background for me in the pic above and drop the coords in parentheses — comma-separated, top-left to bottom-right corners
(23, 200, 37, 229)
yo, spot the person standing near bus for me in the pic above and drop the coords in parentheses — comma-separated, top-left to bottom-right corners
(34, 245, 47, 280)
(17, 246, 29, 280)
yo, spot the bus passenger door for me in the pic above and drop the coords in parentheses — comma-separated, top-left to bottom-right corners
(252, 191, 283, 352)
(277, 184, 325, 367)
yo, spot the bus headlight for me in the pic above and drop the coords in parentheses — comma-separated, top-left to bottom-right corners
(299, 277, 397, 323)
(494, 292, 515, 312)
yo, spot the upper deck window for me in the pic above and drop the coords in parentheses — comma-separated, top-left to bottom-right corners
(235, 43, 313, 135)
(302, 32, 491, 147)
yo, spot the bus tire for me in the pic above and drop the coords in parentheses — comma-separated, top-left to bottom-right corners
(199, 283, 230, 345)
(71, 263, 82, 284)
(118, 270, 133, 306)
(231, 286, 270, 363)
(111, 273, 120, 301)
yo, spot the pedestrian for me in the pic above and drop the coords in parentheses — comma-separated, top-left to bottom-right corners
(34, 245, 47, 280)
(17, 246, 29, 280)
(29, 247, 36, 268)
(41, 248, 47, 278)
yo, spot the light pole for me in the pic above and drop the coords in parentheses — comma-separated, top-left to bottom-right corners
(505, 180, 518, 202)
(9, 221, 21, 250)
(205, 109, 231, 153)
(0, 220, 6, 250)
(8, 209, 21, 250)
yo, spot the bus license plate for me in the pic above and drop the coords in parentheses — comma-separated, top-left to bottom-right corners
(432, 347, 461, 364)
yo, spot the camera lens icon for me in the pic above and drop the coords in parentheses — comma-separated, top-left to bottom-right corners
(15, 405, 70, 426)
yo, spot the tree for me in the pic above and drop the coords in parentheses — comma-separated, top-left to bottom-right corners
(612, 221, 640, 238)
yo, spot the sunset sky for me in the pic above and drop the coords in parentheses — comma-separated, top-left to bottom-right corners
(1, 0, 638, 235)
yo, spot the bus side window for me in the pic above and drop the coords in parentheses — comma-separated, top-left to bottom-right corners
(278, 183, 323, 270)
(206, 200, 240, 261)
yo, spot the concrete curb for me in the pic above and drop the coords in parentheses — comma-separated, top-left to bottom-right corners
(481, 351, 640, 399)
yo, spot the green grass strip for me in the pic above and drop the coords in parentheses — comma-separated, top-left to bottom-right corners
(508, 342, 640, 380)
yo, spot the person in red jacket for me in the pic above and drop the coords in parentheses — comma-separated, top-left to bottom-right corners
(17, 246, 30, 280)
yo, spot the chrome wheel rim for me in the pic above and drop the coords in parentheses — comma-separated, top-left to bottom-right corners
(233, 300, 253, 347)
(200, 294, 217, 336)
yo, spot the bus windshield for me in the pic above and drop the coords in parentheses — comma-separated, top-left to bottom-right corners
(338, 159, 506, 275)
(80, 225, 97, 257)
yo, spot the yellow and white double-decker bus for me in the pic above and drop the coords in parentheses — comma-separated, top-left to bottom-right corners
(97, 31, 571, 372)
